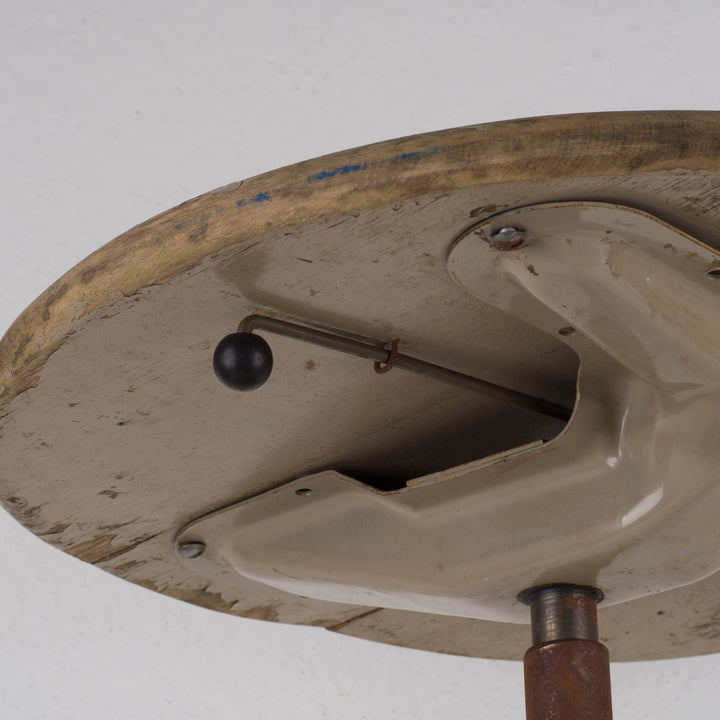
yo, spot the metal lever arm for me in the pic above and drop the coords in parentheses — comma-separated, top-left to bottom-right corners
(237, 314, 572, 421)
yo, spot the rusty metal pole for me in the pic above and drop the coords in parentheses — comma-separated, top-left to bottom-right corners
(521, 585, 612, 720)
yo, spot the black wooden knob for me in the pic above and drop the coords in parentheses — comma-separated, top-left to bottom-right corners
(213, 332, 273, 391)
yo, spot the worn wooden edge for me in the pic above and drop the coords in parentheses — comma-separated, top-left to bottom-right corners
(3, 111, 720, 416)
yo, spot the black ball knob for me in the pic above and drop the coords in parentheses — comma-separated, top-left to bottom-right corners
(213, 332, 273, 391)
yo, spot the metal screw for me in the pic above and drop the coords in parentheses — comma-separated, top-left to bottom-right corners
(490, 226, 526, 251)
(177, 540, 206, 559)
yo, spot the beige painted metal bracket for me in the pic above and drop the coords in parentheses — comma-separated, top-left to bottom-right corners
(176, 202, 720, 623)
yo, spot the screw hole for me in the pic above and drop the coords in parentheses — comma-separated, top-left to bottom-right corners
(558, 326, 575, 336)
(707, 268, 720, 279)
(295, 488, 313, 497)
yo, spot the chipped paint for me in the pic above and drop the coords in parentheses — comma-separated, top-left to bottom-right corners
(66, 531, 161, 564)
(67, 534, 126, 563)
(133, 579, 242, 615)
(41, 522, 70, 535)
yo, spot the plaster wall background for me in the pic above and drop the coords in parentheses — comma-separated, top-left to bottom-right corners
(1, 1, 719, 717)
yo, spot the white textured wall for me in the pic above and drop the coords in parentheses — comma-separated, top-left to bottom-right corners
(2, 1, 720, 717)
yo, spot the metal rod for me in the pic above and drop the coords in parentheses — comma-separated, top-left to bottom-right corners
(522, 584, 612, 720)
(238, 314, 573, 421)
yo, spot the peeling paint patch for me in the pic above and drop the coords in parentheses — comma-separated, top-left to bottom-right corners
(134, 579, 241, 615)
(67, 534, 123, 563)
(66, 531, 160, 564)
(307, 164, 367, 183)
(242, 604, 281, 622)
(115, 560, 139, 572)
(3, 495, 44, 524)
(41, 522, 70, 535)
(470, 203, 499, 217)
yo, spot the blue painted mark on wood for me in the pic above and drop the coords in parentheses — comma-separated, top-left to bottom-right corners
(236, 192, 272, 208)
(393, 145, 446, 161)
(307, 164, 367, 183)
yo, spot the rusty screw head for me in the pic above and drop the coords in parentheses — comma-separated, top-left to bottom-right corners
(177, 540, 206, 559)
(490, 226, 526, 251)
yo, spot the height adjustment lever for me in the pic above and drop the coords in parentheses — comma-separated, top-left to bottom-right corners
(212, 313, 572, 421)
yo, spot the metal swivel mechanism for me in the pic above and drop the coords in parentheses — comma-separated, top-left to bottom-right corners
(211, 314, 612, 719)
(200, 200, 720, 719)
